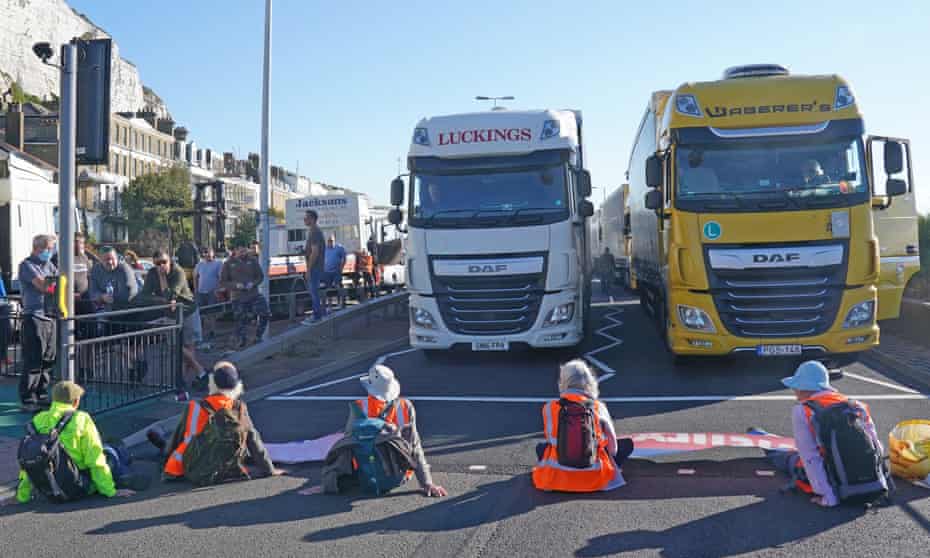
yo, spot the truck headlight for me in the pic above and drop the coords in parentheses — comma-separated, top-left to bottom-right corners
(677, 305, 716, 332)
(842, 300, 874, 329)
(410, 307, 436, 329)
(543, 303, 575, 328)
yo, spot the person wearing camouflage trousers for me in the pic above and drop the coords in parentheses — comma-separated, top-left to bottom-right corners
(221, 243, 270, 349)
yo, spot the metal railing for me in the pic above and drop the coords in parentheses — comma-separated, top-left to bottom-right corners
(0, 307, 24, 378)
(65, 305, 183, 413)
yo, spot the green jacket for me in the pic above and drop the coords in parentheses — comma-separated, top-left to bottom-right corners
(138, 266, 195, 315)
(16, 402, 116, 503)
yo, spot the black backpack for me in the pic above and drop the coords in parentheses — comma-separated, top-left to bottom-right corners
(805, 399, 891, 505)
(556, 398, 599, 469)
(183, 400, 249, 486)
(17, 412, 90, 503)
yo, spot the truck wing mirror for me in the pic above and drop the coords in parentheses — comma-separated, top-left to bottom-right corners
(388, 208, 404, 225)
(390, 178, 405, 207)
(579, 170, 592, 198)
(578, 200, 594, 218)
(884, 141, 904, 175)
(646, 155, 662, 188)
(645, 189, 663, 211)
(886, 178, 907, 197)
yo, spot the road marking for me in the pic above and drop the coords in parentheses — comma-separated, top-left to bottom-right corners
(376, 347, 418, 366)
(468, 465, 488, 472)
(284, 347, 420, 396)
(677, 468, 696, 475)
(841, 371, 921, 394)
(284, 373, 366, 396)
(755, 470, 776, 477)
(267, 393, 929, 403)
(585, 305, 625, 383)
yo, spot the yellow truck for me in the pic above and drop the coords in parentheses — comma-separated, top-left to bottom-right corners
(627, 64, 920, 364)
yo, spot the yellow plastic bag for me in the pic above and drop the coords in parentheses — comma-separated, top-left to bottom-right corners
(888, 420, 930, 481)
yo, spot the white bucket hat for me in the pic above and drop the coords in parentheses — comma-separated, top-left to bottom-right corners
(361, 364, 400, 402)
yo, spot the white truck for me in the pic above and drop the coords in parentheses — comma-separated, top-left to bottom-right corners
(388, 109, 595, 352)
(280, 193, 405, 290)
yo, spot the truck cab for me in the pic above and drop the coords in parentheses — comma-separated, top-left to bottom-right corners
(390, 109, 594, 351)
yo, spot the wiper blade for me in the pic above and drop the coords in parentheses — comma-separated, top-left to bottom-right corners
(424, 209, 479, 224)
(508, 207, 565, 223)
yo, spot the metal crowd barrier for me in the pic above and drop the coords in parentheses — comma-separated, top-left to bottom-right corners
(66, 305, 184, 413)
(0, 307, 24, 378)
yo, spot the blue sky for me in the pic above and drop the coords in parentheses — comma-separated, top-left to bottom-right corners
(71, 0, 929, 211)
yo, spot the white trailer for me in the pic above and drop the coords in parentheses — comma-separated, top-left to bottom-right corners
(0, 145, 60, 292)
(389, 109, 595, 352)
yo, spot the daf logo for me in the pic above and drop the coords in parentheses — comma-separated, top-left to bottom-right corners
(752, 253, 801, 264)
(468, 264, 507, 273)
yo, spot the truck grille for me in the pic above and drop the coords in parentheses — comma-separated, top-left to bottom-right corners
(431, 267, 545, 336)
(706, 249, 847, 338)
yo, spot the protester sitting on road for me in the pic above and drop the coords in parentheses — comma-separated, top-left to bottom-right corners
(3, 381, 142, 505)
(762, 361, 888, 507)
(220, 242, 270, 349)
(18, 234, 58, 411)
(157, 361, 283, 484)
(532, 359, 632, 492)
(89, 246, 138, 313)
(194, 247, 223, 345)
(138, 250, 206, 400)
(326, 365, 447, 497)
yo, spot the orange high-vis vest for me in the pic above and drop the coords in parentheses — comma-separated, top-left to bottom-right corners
(164, 395, 234, 477)
(532, 393, 621, 492)
(358, 253, 374, 274)
(356, 396, 411, 428)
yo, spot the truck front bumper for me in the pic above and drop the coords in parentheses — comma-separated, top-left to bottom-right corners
(667, 285, 880, 357)
(408, 291, 582, 350)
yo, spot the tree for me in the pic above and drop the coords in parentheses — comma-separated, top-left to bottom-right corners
(231, 212, 258, 249)
(122, 166, 193, 241)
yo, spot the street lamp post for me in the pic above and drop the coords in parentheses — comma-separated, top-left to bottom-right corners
(259, 0, 272, 340)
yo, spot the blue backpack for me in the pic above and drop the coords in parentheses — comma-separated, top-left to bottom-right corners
(350, 402, 407, 495)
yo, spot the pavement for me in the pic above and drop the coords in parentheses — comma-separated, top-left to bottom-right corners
(1, 287, 929, 557)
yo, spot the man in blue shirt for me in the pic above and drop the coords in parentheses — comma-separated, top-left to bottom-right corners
(322, 235, 346, 290)
(18, 234, 58, 411)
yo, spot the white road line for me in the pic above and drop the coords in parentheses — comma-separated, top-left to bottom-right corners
(284, 347, 419, 396)
(267, 393, 929, 403)
(284, 373, 366, 396)
(840, 371, 921, 395)
(376, 347, 419, 366)
(585, 305, 625, 383)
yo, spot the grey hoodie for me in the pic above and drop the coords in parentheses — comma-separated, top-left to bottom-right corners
(89, 262, 138, 310)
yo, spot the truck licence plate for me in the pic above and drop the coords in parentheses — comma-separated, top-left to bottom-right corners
(756, 344, 803, 357)
(472, 340, 509, 352)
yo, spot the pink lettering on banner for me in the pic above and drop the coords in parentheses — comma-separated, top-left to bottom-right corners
(629, 432, 796, 454)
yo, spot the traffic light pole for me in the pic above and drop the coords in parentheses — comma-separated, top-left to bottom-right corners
(57, 42, 77, 382)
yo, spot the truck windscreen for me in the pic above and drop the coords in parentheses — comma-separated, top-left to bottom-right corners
(674, 137, 869, 212)
(410, 162, 569, 228)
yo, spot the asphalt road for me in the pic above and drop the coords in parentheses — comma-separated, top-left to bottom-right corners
(2, 288, 929, 557)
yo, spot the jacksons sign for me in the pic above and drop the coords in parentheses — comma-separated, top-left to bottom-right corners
(438, 128, 533, 146)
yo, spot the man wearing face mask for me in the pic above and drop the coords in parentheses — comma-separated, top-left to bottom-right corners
(18, 234, 59, 411)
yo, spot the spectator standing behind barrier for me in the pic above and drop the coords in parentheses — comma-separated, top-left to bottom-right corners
(88, 246, 138, 313)
(194, 247, 223, 344)
(157, 361, 283, 483)
(137, 250, 206, 401)
(2, 381, 142, 506)
(70, 232, 97, 315)
(17, 234, 58, 412)
(220, 243, 270, 349)
(302, 210, 326, 324)
(532, 359, 632, 492)
(323, 235, 346, 290)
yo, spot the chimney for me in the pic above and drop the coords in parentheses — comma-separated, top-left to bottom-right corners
(223, 152, 235, 173)
(173, 126, 189, 142)
(4, 103, 25, 150)
(156, 117, 175, 136)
